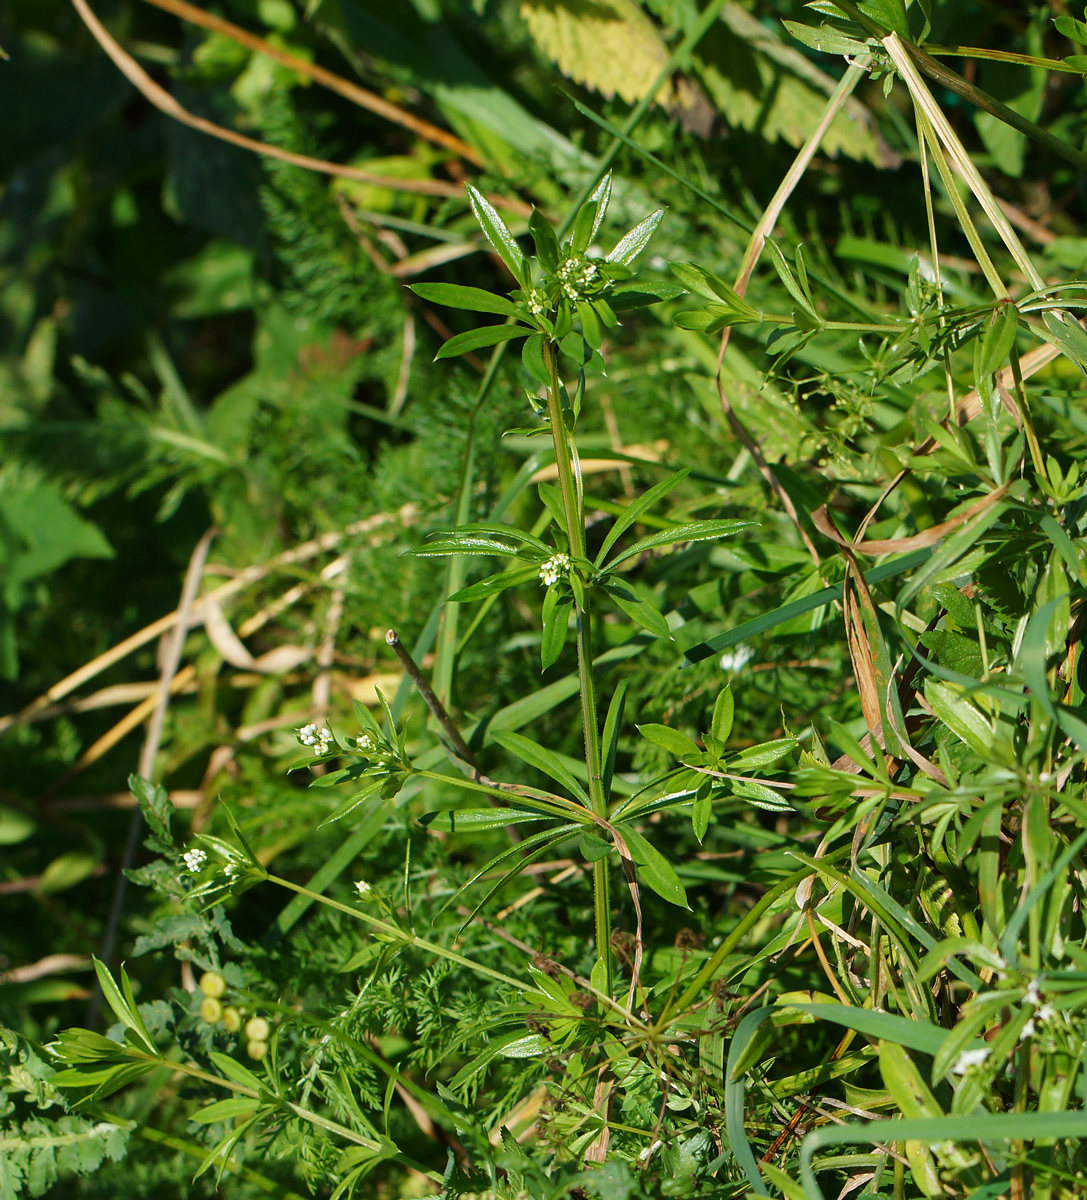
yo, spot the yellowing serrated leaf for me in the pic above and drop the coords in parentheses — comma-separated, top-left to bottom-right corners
(520, 0, 683, 106)
(695, 8, 893, 166)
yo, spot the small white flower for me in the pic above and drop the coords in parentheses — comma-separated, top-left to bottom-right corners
(354, 880, 372, 896)
(951, 1047, 990, 1075)
(355, 733, 374, 753)
(1022, 1018, 1037, 1038)
(182, 848, 207, 873)
(299, 722, 333, 755)
(538, 552, 570, 587)
(1036, 1004, 1056, 1024)
(719, 643, 755, 674)
(527, 289, 546, 316)
(1025, 979, 1043, 1007)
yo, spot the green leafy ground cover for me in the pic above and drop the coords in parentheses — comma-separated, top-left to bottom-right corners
(4, 1, 1087, 1196)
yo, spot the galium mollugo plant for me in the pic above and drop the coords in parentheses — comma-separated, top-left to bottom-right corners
(407, 178, 763, 991)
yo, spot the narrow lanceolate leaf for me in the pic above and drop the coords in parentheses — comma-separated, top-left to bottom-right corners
(414, 534, 525, 558)
(434, 324, 529, 360)
(606, 209, 665, 265)
(492, 730, 592, 807)
(783, 19, 869, 56)
(466, 183, 527, 283)
(924, 680, 993, 757)
(421, 806, 553, 832)
(449, 566, 540, 602)
(607, 519, 756, 567)
(602, 578, 671, 639)
(588, 172, 612, 240)
(410, 282, 524, 317)
(637, 723, 699, 757)
(191, 1097, 261, 1125)
(618, 826, 689, 908)
(541, 588, 572, 670)
(529, 208, 561, 271)
(601, 680, 627, 801)
(595, 468, 690, 566)
(764, 237, 820, 322)
(92, 959, 155, 1054)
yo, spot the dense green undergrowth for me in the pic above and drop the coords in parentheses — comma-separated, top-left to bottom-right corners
(5, 1, 1087, 1197)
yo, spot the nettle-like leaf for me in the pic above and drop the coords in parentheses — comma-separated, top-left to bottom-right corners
(520, 0, 692, 107)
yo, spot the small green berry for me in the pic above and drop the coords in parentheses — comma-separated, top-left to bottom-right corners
(199, 997, 223, 1024)
(247, 1039, 269, 1061)
(220, 1006, 241, 1033)
(244, 1016, 270, 1042)
(199, 971, 226, 999)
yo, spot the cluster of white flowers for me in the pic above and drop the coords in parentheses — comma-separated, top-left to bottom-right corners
(951, 1046, 990, 1075)
(539, 552, 570, 586)
(299, 722, 333, 755)
(1022, 977, 1056, 1038)
(556, 256, 598, 301)
(354, 732, 375, 753)
(951, 978, 1060, 1077)
(181, 848, 207, 873)
(719, 643, 755, 674)
(527, 288, 547, 316)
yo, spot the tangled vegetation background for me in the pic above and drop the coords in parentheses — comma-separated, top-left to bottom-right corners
(5, 0, 1087, 1196)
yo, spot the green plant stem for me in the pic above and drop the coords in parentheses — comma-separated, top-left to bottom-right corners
(266, 874, 539, 995)
(414, 767, 585, 818)
(921, 44, 1084, 73)
(126, 1118, 309, 1199)
(657, 849, 852, 1027)
(542, 339, 612, 992)
(829, 0, 1087, 172)
(125, 1051, 401, 1159)
(1009, 343, 1047, 479)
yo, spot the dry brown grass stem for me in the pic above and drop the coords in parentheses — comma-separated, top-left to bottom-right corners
(1, 507, 415, 736)
(137, 0, 482, 164)
(69, 0, 529, 214)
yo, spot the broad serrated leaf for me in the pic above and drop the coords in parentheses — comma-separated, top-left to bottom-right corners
(521, 0, 685, 106)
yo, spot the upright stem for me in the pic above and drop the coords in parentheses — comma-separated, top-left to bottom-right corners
(543, 340, 612, 991)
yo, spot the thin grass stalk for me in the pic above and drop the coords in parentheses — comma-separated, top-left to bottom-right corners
(543, 339, 612, 990)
